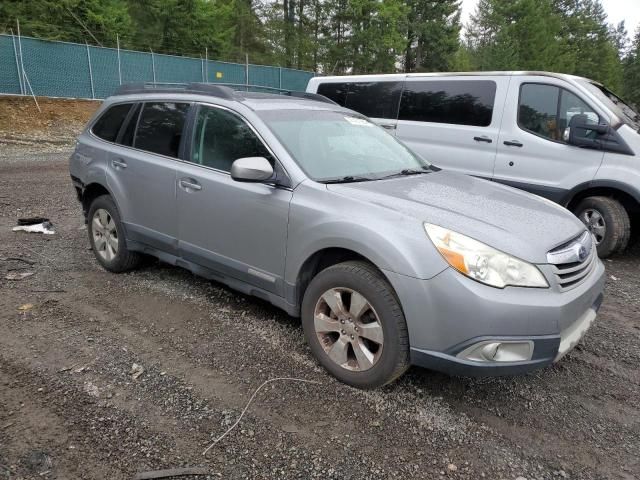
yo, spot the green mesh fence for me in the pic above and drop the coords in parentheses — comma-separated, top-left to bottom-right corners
(0, 34, 315, 99)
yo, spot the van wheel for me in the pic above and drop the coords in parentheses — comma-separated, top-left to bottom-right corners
(574, 196, 630, 258)
(87, 195, 142, 272)
(301, 261, 409, 389)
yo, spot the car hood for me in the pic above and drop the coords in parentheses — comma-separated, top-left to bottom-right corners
(327, 171, 586, 264)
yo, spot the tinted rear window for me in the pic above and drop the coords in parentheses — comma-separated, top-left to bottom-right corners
(92, 103, 133, 142)
(317, 81, 403, 119)
(134, 102, 190, 158)
(399, 80, 496, 127)
(317, 83, 349, 107)
(119, 103, 141, 147)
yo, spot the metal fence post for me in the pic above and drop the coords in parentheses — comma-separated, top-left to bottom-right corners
(86, 41, 95, 99)
(279, 66, 282, 90)
(150, 48, 156, 83)
(116, 34, 122, 85)
(205, 48, 208, 83)
(11, 31, 24, 95)
(245, 54, 249, 87)
(201, 55, 205, 82)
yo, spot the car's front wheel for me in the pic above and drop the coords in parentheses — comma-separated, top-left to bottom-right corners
(301, 261, 409, 389)
(87, 195, 142, 272)
(574, 196, 630, 258)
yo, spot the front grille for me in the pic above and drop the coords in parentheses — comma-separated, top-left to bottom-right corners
(548, 232, 597, 291)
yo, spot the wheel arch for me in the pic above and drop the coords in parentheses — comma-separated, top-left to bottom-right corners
(79, 182, 116, 220)
(565, 181, 640, 216)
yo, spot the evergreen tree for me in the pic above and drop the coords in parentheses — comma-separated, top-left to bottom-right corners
(403, 0, 461, 73)
(623, 28, 640, 108)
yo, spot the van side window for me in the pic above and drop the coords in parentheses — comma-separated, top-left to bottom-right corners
(317, 83, 349, 107)
(317, 82, 403, 119)
(190, 106, 273, 172)
(344, 82, 403, 119)
(134, 102, 190, 158)
(519, 84, 600, 142)
(399, 80, 496, 127)
(92, 103, 133, 142)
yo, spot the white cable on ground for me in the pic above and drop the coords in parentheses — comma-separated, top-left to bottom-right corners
(202, 377, 322, 456)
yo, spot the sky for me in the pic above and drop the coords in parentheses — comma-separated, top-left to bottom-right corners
(460, 0, 640, 39)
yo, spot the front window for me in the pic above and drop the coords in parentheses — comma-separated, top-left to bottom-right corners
(580, 81, 640, 131)
(518, 84, 600, 142)
(258, 109, 429, 182)
(190, 105, 273, 172)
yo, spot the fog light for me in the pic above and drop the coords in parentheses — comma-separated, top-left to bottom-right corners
(457, 340, 533, 363)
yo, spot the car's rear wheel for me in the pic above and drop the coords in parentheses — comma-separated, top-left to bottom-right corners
(574, 196, 630, 258)
(301, 261, 409, 389)
(87, 195, 142, 272)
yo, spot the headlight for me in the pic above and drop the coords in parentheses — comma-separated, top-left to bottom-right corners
(424, 223, 548, 288)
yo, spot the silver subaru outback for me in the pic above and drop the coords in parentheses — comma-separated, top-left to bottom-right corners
(69, 83, 605, 389)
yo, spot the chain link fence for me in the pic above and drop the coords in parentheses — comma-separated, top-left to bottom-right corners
(0, 34, 315, 100)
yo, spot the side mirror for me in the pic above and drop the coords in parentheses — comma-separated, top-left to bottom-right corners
(230, 157, 274, 182)
(563, 114, 608, 148)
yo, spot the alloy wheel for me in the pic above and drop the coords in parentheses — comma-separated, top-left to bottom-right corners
(92, 208, 119, 261)
(580, 208, 606, 245)
(313, 287, 384, 371)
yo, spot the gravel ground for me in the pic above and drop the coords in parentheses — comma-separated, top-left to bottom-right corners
(0, 145, 639, 480)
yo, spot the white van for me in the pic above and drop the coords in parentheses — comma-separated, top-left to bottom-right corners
(307, 72, 640, 257)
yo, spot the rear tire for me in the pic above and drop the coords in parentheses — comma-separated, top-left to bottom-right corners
(301, 261, 409, 389)
(574, 196, 630, 258)
(87, 195, 142, 273)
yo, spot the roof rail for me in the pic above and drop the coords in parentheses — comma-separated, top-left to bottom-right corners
(112, 82, 334, 105)
(114, 82, 236, 100)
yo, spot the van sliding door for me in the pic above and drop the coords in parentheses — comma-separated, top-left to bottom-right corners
(394, 76, 508, 178)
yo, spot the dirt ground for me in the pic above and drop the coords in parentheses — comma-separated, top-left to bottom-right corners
(0, 97, 639, 480)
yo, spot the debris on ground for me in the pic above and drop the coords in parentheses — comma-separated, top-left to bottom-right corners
(133, 467, 211, 479)
(17, 304, 34, 312)
(130, 363, 145, 380)
(12, 217, 55, 235)
(5, 271, 35, 281)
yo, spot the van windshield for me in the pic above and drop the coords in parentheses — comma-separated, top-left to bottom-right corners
(581, 81, 640, 131)
(258, 109, 430, 182)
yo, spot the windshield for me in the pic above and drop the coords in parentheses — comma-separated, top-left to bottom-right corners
(257, 109, 430, 182)
(581, 81, 640, 131)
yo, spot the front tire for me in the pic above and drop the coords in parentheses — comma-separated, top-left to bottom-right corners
(574, 196, 630, 258)
(87, 195, 142, 272)
(301, 261, 409, 389)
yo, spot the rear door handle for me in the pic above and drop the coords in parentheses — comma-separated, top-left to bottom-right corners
(179, 178, 202, 191)
(380, 124, 397, 130)
(474, 136, 493, 143)
(111, 159, 127, 169)
(504, 140, 523, 147)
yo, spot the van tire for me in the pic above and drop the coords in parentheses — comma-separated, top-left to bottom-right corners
(87, 195, 142, 272)
(574, 196, 630, 258)
(301, 261, 409, 389)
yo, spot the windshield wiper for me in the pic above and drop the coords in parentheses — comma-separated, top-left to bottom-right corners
(377, 168, 432, 180)
(321, 175, 373, 184)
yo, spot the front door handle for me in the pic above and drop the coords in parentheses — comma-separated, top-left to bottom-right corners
(380, 124, 397, 130)
(474, 136, 493, 143)
(504, 140, 523, 147)
(179, 178, 202, 192)
(111, 159, 127, 169)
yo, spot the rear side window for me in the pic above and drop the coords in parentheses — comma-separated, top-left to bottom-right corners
(190, 105, 273, 172)
(317, 83, 349, 107)
(119, 103, 142, 147)
(134, 102, 190, 158)
(92, 103, 133, 142)
(317, 81, 403, 119)
(345, 82, 403, 119)
(399, 80, 496, 127)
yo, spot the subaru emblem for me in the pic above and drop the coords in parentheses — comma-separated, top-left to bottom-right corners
(578, 245, 587, 262)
